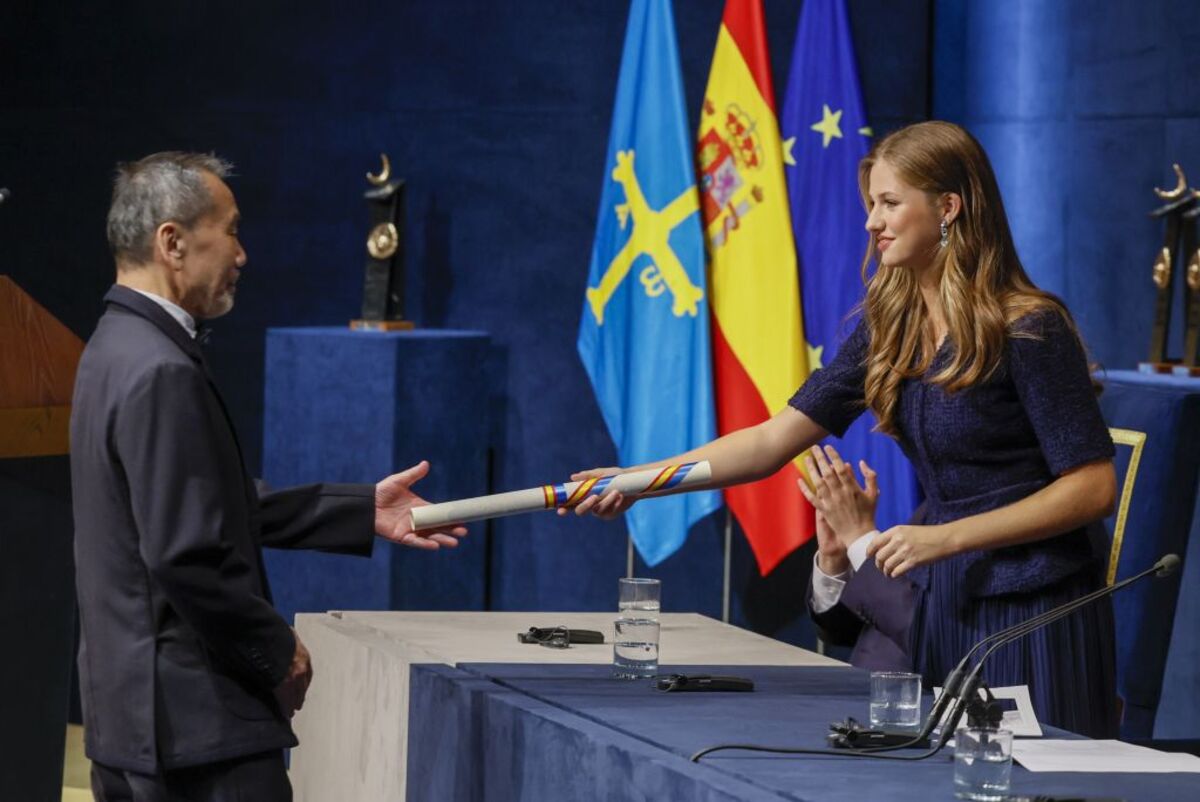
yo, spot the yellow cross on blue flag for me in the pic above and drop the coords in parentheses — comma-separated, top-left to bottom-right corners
(578, 0, 721, 566)
(781, 0, 919, 529)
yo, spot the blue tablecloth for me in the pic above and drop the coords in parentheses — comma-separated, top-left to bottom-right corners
(407, 663, 1200, 802)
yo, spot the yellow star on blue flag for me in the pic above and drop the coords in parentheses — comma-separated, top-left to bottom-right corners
(806, 342, 824, 371)
(810, 104, 843, 148)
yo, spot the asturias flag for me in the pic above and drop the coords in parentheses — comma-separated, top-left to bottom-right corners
(781, 0, 919, 531)
(578, 0, 721, 566)
(698, 0, 814, 575)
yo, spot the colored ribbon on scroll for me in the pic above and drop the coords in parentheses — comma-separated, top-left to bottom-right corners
(410, 461, 712, 530)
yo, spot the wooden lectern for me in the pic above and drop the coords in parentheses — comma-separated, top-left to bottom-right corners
(0, 276, 82, 456)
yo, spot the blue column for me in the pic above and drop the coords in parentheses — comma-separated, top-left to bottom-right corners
(934, 0, 1180, 368)
(262, 327, 494, 623)
(935, 1, 1072, 299)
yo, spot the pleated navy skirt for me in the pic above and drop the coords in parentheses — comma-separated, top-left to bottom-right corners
(909, 559, 1119, 739)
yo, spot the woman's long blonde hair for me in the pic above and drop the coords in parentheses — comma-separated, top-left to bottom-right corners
(859, 121, 1066, 437)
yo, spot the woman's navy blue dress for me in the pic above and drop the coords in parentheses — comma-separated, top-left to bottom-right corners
(789, 310, 1119, 738)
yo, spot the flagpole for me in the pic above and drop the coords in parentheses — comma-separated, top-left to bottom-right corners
(626, 535, 634, 579)
(721, 509, 732, 623)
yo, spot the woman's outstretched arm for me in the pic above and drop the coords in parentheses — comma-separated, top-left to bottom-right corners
(564, 405, 829, 519)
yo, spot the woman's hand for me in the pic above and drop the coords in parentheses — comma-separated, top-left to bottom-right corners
(798, 444, 879, 551)
(556, 467, 635, 520)
(867, 525, 952, 578)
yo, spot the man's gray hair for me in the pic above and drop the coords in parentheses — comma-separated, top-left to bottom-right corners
(106, 152, 234, 265)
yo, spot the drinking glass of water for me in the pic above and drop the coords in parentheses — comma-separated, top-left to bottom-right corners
(618, 577, 661, 619)
(869, 671, 922, 731)
(953, 726, 1012, 801)
(612, 617, 659, 679)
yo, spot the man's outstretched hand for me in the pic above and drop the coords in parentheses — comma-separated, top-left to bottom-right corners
(375, 460, 468, 550)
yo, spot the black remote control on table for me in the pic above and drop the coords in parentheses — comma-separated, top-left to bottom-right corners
(656, 674, 755, 692)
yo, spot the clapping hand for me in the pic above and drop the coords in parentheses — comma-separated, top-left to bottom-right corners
(811, 510, 851, 576)
(797, 444, 879, 551)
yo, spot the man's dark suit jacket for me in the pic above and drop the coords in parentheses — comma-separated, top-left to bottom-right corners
(71, 285, 375, 773)
(810, 559, 918, 672)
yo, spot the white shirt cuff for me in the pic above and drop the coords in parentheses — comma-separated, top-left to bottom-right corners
(847, 529, 880, 572)
(810, 553, 849, 614)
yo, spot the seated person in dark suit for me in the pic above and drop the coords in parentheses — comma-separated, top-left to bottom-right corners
(800, 447, 917, 673)
(71, 151, 466, 802)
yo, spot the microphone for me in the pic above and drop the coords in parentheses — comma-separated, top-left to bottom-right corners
(972, 552, 1179, 676)
(0, 188, 10, 205)
(690, 552, 1181, 762)
(1156, 553, 1181, 576)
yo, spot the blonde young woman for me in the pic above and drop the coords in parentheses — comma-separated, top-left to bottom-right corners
(569, 121, 1118, 737)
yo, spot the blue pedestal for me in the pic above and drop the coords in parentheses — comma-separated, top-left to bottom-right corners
(262, 327, 493, 625)
(1097, 370, 1200, 739)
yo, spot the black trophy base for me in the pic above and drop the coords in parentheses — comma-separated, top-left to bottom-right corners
(350, 319, 415, 332)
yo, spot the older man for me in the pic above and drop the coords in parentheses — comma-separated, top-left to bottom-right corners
(71, 152, 463, 801)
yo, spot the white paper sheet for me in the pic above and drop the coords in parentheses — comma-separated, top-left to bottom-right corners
(1012, 739, 1200, 773)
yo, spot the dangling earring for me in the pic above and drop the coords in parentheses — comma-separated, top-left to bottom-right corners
(939, 219, 949, 248)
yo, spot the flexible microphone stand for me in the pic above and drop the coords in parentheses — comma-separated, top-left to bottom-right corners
(936, 553, 1181, 739)
(689, 553, 1180, 762)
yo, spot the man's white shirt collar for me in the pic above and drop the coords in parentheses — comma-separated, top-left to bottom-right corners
(130, 288, 197, 339)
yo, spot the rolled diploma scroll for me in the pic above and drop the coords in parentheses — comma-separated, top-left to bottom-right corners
(410, 460, 712, 530)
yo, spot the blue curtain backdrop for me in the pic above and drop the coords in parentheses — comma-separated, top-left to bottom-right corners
(0, 0, 924, 640)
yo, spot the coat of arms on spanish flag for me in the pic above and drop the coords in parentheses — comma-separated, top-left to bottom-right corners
(699, 0, 814, 575)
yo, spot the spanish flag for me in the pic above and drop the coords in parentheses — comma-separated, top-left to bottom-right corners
(698, 0, 813, 574)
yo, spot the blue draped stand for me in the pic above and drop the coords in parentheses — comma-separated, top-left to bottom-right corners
(408, 663, 1198, 802)
(1097, 370, 1200, 740)
(261, 327, 493, 624)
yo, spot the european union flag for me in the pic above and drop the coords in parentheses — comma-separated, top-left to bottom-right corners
(577, 0, 720, 566)
(781, 0, 919, 530)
